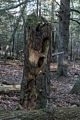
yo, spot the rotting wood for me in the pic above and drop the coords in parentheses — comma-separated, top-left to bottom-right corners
(20, 14, 51, 110)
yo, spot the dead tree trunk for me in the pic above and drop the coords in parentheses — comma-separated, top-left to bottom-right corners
(20, 19, 51, 110)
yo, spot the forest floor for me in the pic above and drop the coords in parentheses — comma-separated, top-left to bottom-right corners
(0, 60, 80, 111)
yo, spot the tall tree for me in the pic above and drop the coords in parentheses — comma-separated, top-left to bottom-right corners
(51, 0, 55, 62)
(70, 0, 74, 61)
(37, 0, 39, 16)
(57, 0, 70, 76)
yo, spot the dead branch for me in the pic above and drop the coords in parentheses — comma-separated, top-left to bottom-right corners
(70, 18, 80, 25)
(0, 84, 20, 95)
(70, 8, 80, 14)
(52, 52, 64, 56)
(0, 0, 30, 12)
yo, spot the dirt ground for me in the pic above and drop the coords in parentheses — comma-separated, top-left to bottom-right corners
(0, 60, 80, 110)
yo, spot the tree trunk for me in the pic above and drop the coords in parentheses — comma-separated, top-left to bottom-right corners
(70, 75, 80, 94)
(51, 0, 55, 62)
(36, 0, 39, 16)
(20, 17, 51, 110)
(70, 0, 74, 61)
(39, 0, 41, 17)
(57, 0, 70, 76)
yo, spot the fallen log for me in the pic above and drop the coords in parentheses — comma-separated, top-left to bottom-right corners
(0, 84, 20, 91)
(0, 84, 20, 95)
(0, 107, 80, 120)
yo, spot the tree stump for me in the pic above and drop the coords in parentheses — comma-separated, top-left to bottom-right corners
(20, 14, 51, 110)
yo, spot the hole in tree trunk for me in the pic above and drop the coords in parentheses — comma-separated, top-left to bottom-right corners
(37, 37, 49, 68)
(38, 57, 44, 67)
(41, 37, 49, 53)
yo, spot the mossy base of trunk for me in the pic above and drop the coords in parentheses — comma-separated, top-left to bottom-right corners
(57, 64, 68, 77)
(70, 77, 80, 94)
(1, 107, 80, 120)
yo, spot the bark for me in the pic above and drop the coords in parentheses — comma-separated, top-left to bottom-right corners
(39, 0, 41, 17)
(57, 0, 70, 76)
(70, 0, 74, 61)
(20, 15, 51, 110)
(51, 0, 55, 62)
(36, 0, 39, 16)
(70, 32, 73, 61)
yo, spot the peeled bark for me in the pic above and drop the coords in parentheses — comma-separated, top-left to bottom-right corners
(20, 15, 51, 110)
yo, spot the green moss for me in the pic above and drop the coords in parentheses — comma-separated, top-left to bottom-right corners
(70, 77, 80, 94)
